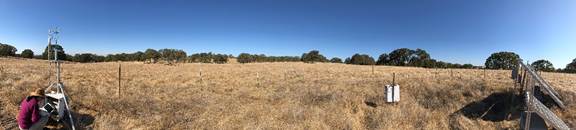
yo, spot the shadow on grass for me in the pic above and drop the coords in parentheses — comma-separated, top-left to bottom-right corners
(455, 91, 523, 121)
(364, 101, 377, 108)
(45, 111, 95, 130)
(454, 86, 560, 122)
(75, 112, 95, 129)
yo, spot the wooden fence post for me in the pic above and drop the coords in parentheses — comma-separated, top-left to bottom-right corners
(483, 68, 486, 79)
(392, 73, 396, 85)
(199, 64, 203, 82)
(372, 65, 374, 75)
(256, 72, 260, 86)
(118, 62, 121, 97)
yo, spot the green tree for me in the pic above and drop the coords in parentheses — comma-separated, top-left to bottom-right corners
(267, 56, 300, 62)
(21, 49, 34, 58)
(0, 43, 17, 56)
(484, 52, 520, 70)
(42, 44, 66, 60)
(213, 54, 228, 64)
(238, 53, 255, 63)
(531, 60, 554, 72)
(255, 54, 267, 62)
(344, 57, 351, 64)
(376, 48, 470, 68)
(408, 49, 431, 67)
(462, 64, 474, 69)
(556, 68, 564, 72)
(174, 50, 187, 62)
(565, 58, 576, 73)
(376, 53, 390, 65)
(105, 54, 119, 61)
(191, 52, 213, 63)
(93, 55, 105, 62)
(301, 50, 328, 63)
(435, 61, 448, 68)
(330, 57, 343, 63)
(133, 51, 145, 61)
(144, 49, 161, 63)
(117, 53, 128, 61)
(237, 53, 300, 63)
(75, 53, 97, 63)
(413, 49, 430, 60)
(349, 53, 376, 65)
(159, 49, 174, 62)
(388, 48, 413, 66)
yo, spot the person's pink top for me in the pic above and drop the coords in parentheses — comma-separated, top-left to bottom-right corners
(17, 96, 41, 129)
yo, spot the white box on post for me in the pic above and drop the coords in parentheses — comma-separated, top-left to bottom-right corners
(386, 85, 400, 103)
(386, 85, 393, 102)
(393, 85, 400, 102)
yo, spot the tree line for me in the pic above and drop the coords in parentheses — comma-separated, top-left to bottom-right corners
(293, 49, 475, 69)
(237, 53, 300, 63)
(337, 48, 475, 69)
(1, 42, 576, 73)
(188, 52, 230, 64)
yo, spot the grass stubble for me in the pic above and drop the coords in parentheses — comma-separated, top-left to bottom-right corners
(0, 58, 574, 129)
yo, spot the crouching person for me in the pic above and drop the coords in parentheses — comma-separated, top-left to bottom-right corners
(17, 88, 49, 130)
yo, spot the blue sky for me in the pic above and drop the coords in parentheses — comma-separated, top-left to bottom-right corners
(0, 0, 575, 67)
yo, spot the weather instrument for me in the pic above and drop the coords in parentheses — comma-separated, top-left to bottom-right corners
(44, 28, 77, 130)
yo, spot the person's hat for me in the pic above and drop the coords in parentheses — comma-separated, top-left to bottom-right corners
(29, 88, 45, 97)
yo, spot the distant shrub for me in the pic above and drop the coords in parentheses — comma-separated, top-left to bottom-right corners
(21, 49, 34, 58)
(329, 57, 342, 63)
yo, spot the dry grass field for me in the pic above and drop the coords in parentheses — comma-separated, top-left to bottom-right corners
(0, 57, 574, 129)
